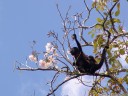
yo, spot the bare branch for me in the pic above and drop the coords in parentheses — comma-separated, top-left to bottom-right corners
(82, 0, 93, 25)
(56, 4, 64, 22)
(108, 0, 120, 34)
(47, 75, 80, 96)
(110, 32, 128, 44)
(17, 67, 58, 71)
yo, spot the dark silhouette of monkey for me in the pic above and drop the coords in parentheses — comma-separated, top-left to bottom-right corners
(70, 34, 108, 74)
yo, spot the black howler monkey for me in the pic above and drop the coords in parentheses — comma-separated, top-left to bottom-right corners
(70, 34, 108, 74)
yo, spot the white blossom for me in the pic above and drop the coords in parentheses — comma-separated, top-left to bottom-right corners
(122, 29, 127, 33)
(50, 47, 56, 52)
(47, 55, 57, 64)
(28, 54, 37, 62)
(45, 42, 53, 53)
(39, 60, 49, 69)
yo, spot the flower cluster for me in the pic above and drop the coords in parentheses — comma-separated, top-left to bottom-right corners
(45, 42, 58, 56)
(28, 42, 58, 69)
(39, 55, 56, 69)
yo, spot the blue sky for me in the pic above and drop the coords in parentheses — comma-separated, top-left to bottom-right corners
(0, 0, 128, 96)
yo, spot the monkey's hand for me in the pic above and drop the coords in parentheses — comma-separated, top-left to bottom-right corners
(105, 45, 109, 49)
(71, 34, 77, 40)
(73, 62, 75, 66)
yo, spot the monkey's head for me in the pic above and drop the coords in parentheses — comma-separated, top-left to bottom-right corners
(70, 47, 80, 56)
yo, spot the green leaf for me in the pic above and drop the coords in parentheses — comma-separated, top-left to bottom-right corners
(115, 3, 120, 16)
(115, 10, 120, 16)
(107, 49, 112, 58)
(126, 41, 128, 45)
(109, 28, 114, 34)
(88, 31, 93, 35)
(95, 24, 102, 29)
(112, 18, 121, 23)
(113, 0, 118, 2)
(105, 20, 111, 25)
(119, 49, 125, 55)
(93, 40, 98, 53)
(97, 18, 103, 23)
(113, 43, 119, 48)
(92, 2, 96, 8)
(97, 36, 104, 46)
(117, 3, 120, 10)
(123, 75, 128, 84)
(88, 29, 96, 38)
(93, 39, 98, 48)
(109, 57, 116, 65)
(91, 33, 95, 38)
(118, 78, 123, 84)
(125, 56, 128, 63)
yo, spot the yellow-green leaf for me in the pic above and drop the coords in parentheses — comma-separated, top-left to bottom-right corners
(117, 3, 120, 10)
(92, 2, 96, 8)
(95, 24, 102, 29)
(97, 18, 103, 23)
(88, 31, 93, 35)
(91, 33, 95, 38)
(113, 0, 118, 2)
(125, 56, 128, 63)
(115, 10, 120, 16)
(119, 49, 125, 55)
(112, 18, 120, 23)
(115, 3, 120, 16)
(118, 78, 123, 84)
(123, 75, 128, 84)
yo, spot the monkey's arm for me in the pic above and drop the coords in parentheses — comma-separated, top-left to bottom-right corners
(72, 34, 82, 52)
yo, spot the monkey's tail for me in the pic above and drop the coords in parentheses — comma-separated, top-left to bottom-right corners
(98, 48, 106, 69)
